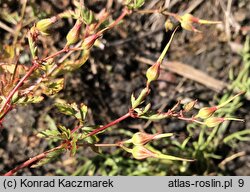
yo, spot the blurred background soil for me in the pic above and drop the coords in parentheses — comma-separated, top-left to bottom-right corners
(0, 0, 250, 175)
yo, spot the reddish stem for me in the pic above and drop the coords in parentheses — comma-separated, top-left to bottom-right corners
(3, 112, 131, 175)
(3, 145, 63, 176)
(178, 116, 204, 124)
(86, 112, 131, 137)
(2, 8, 132, 175)
(0, 63, 39, 115)
(42, 47, 68, 61)
(97, 8, 130, 35)
(71, 125, 82, 134)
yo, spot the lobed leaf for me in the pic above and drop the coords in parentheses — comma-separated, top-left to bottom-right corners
(13, 94, 44, 105)
(55, 102, 78, 116)
(42, 78, 64, 96)
(37, 129, 61, 139)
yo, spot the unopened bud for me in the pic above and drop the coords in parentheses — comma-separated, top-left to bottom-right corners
(180, 14, 200, 32)
(181, 13, 199, 23)
(146, 62, 160, 83)
(183, 100, 197, 112)
(11, 91, 19, 103)
(206, 117, 244, 127)
(205, 117, 224, 127)
(83, 34, 100, 50)
(132, 146, 156, 160)
(36, 16, 58, 33)
(179, 13, 221, 32)
(132, 132, 155, 146)
(195, 106, 217, 119)
(66, 20, 82, 46)
(165, 19, 174, 31)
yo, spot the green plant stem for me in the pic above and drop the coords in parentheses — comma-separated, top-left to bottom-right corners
(157, 27, 177, 63)
(201, 126, 219, 150)
(3, 145, 63, 176)
(95, 143, 119, 147)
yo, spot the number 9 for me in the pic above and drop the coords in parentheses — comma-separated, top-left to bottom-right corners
(238, 179, 244, 187)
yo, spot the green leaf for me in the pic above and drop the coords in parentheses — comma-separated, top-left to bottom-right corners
(70, 137, 78, 156)
(54, 50, 90, 75)
(140, 112, 170, 120)
(81, 7, 94, 25)
(224, 129, 250, 143)
(134, 0, 145, 8)
(79, 126, 100, 144)
(72, 160, 92, 176)
(55, 102, 88, 123)
(75, 103, 88, 122)
(13, 94, 44, 105)
(58, 125, 71, 140)
(125, 0, 144, 9)
(28, 31, 37, 59)
(44, 115, 57, 131)
(131, 88, 148, 108)
(90, 144, 102, 154)
(31, 148, 66, 168)
(55, 102, 78, 116)
(42, 78, 64, 96)
(142, 103, 151, 114)
(131, 93, 136, 107)
(37, 129, 61, 139)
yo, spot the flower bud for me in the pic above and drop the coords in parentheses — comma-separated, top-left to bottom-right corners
(83, 34, 100, 50)
(195, 106, 217, 119)
(204, 117, 224, 127)
(36, 16, 58, 33)
(146, 61, 160, 83)
(183, 100, 197, 112)
(132, 132, 155, 146)
(165, 19, 174, 31)
(181, 13, 199, 23)
(132, 146, 156, 160)
(205, 117, 244, 127)
(179, 14, 200, 32)
(66, 20, 82, 46)
(179, 13, 221, 32)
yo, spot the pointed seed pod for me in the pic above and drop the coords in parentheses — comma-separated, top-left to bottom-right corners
(131, 132, 155, 146)
(132, 146, 156, 160)
(36, 16, 58, 33)
(183, 100, 197, 112)
(83, 34, 100, 50)
(195, 106, 217, 119)
(204, 117, 224, 127)
(66, 20, 82, 46)
(146, 61, 160, 83)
